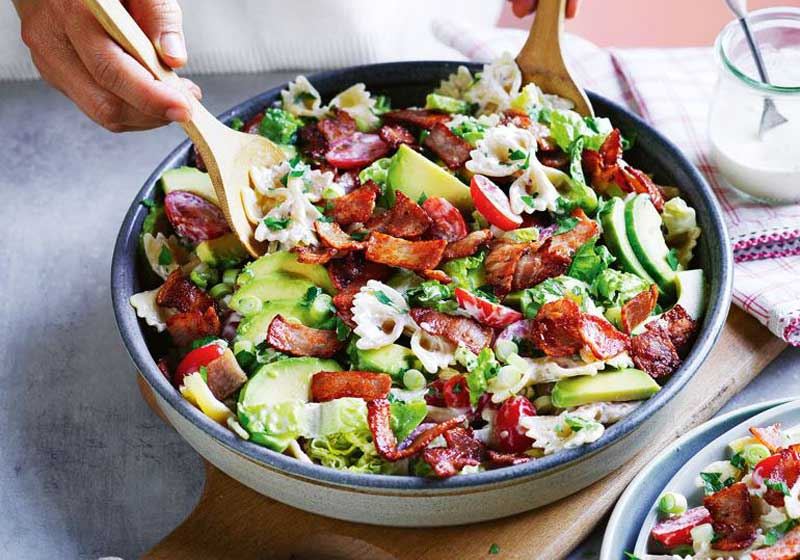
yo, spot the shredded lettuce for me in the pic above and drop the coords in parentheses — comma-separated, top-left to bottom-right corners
(406, 280, 457, 313)
(520, 275, 595, 319)
(662, 197, 701, 268)
(307, 428, 386, 473)
(568, 238, 615, 284)
(441, 251, 487, 291)
(358, 157, 393, 187)
(549, 109, 613, 152)
(464, 348, 500, 406)
(592, 269, 651, 308)
(425, 93, 471, 114)
(259, 107, 302, 145)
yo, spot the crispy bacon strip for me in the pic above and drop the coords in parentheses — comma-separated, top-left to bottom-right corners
(422, 427, 485, 478)
(166, 307, 221, 347)
(266, 315, 343, 358)
(620, 285, 659, 334)
(751, 525, 800, 560)
(486, 450, 532, 468)
(630, 324, 681, 378)
(383, 192, 432, 238)
(311, 371, 392, 402)
(318, 108, 357, 145)
(420, 269, 452, 284)
(379, 124, 416, 149)
(501, 109, 532, 130)
(327, 251, 392, 290)
(443, 229, 493, 261)
(579, 315, 630, 360)
(658, 304, 697, 351)
(332, 283, 363, 327)
(703, 482, 757, 551)
(298, 122, 328, 162)
(539, 150, 570, 169)
(409, 308, 493, 354)
(314, 220, 366, 251)
(511, 209, 598, 291)
(583, 129, 665, 211)
(293, 245, 338, 265)
(751, 423, 784, 453)
(382, 109, 450, 130)
(205, 348, 248, 400)
(531, 299, 585, 357)
(331, 182, 379, 226)
(367, 398, 466, 461)
(365, 232, 446, 271)
(423, 122, 472, 169)
(762, 448, 800, 508)
(485, 241, 535, 295)
(157, 270, 215, 313)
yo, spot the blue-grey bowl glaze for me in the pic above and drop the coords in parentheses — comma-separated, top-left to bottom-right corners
(111, 61, 733, 492)
(601, 397, 799, 559)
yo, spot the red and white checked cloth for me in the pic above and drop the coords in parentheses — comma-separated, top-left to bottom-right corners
(433, 22, 800, 345)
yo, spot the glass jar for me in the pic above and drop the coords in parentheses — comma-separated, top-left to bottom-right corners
(708, 7, 800, 203)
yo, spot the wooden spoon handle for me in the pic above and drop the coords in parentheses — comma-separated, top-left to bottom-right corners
(516, 0, 594, 116)
(80, 0, 224, 139)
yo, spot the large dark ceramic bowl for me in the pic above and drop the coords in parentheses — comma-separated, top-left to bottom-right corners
(111, 62, 733, 526)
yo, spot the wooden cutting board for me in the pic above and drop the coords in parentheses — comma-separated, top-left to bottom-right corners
(141, 307, 785, 560)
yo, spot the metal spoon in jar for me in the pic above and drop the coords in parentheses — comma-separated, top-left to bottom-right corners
(724, 0, 788, 138)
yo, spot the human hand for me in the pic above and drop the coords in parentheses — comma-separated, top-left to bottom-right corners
(16, 0, 201, 132)
(508, 0, 581, 18)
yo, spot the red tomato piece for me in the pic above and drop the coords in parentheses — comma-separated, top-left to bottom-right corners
(422, 197, 468, 242)
(173, 342, 224, 387)
(650, 506, 713, 548)
(425, 379, 446, 407)
(454, 287, 523, 329)
(442, 375, 471, 409)
(494, 396, 536, 454)
(470, 175, 523, 231)
(325, 132, 390, 170)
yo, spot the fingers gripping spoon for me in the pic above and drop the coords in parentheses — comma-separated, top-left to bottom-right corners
(515, 0, 594, 117)
(724, 0, 789, 138)
(83, 0, 284, 257)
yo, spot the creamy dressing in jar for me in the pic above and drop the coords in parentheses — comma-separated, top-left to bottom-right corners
(708, 10, 800, 203)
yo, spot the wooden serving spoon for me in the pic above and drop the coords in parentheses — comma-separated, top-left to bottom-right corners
(516, 0, 594, 117)
(82, 0, 284, 257)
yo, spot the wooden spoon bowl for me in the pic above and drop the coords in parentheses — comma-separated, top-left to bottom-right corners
(83, 0, 284, 257)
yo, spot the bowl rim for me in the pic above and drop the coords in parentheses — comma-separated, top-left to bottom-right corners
(111, 60, 733, 492)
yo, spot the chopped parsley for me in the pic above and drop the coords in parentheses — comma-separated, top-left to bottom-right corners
(623, 553, 640, 560)
(158, 246, 173, 266)
(350, 230, 368, 241)
(729, 451, 746, 471)
(555, 215, 579, 234)
(508, 148, 527, 161)
(373, 95, 391, 115)
(563, 415, 595, 432)
(699, 472, 734, 495)
(263, 216, 290, 231)
(488, 543, 500, 555)
(374, 290, 396, 308)
(418, 192, 429, 204)
(198, 365, 208, 383)
(140, 198, 156, 209)
(191, 336, 218, 350)
(520, 193, 539, 208)
(230, 117, 244, 131)
(766, 479, 791, 496)
(334, 317, 351, 341)
(764, 519, 799, 546)
(300, 286, 323, 308)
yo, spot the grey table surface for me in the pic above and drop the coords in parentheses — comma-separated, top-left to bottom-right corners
(1, 71, 799, 560)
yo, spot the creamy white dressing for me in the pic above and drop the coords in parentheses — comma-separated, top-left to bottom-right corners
(709, 46, 800, 202)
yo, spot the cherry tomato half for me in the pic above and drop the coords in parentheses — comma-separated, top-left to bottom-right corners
(650, 507, 713, 548)
(494, 395, 536, 453)
(173, 342, 224, 387)
(442, 375, 471, 409)
(470, 175, 523, 231)
(454, 287, 523, 329)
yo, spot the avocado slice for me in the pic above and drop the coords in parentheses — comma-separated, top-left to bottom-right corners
(425, 93, 470, 114)
(624, 194, 676, 298)
(196, 233, 248, 268)
(237, 357, 341, 450)
(387, 144, 473, 210)
(229, 272, 315, 316)
(550, 368, 660, 408)
(599, 198, 654, 283)
(675, 269, 706, 321)
(235, 301, 316, 346)
(240, 251, 334, 294)
(348, 341, 419, 380)
(159, 166, 219, 205)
